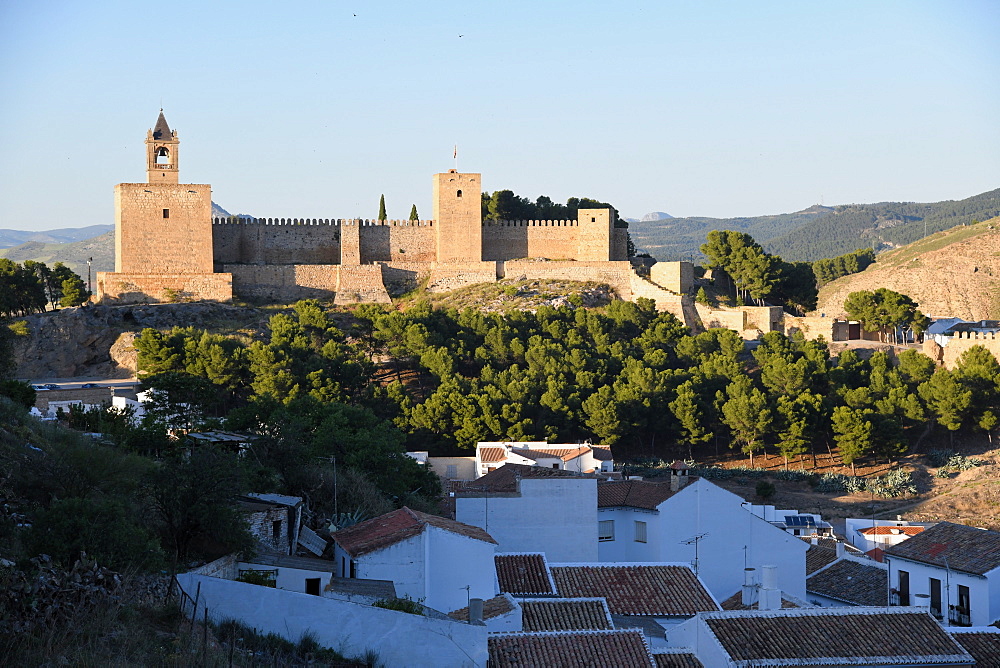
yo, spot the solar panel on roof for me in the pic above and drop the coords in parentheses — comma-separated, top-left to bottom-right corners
(784, 515, 817, 527)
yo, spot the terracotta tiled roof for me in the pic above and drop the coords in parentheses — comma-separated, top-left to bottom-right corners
(949, 629, 1000, 666)
(331, 507, 495, 558)
(805, 542, 840, 575)
(448, 594, 515, 622)
(884, 521, 1000, 575)
(521, 598, 613, 632)
(550, 564, 719, 616)
(512, 446, 591, 462)
(719, 591, 801, 610)
(807, 558, 888, 606)
(859, 525, 925, 536)
(152, 110, 172, 139)
(488, 630, 655, 668)
(597, 479, 684, 510)
(460, 463, 599, 494)
(496, 553, 555, 595)
(478, 446, 507, 463)
(653, 651, 704, 668)
(669, 460, 690, 470)
(702, 608, 973, 665)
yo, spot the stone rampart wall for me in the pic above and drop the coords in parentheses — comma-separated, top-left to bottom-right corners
(427, 261, 500, 293)
(379, 262, 433, 297)
(224, 264, 390, 304)
(117, 184, 214, 274)
(96, 271, 232, 304)
(937, 332, 1000, 368)
(482, 222, 580, 261)
(783, 315, 847, 342)
(212, 218, 436, 266)
(612, 228, 629, 262)
(334, 265, 391, 305)
(628, 274, 693, 323)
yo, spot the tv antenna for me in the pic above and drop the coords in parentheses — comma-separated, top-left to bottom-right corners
(681, 533, 709, 576)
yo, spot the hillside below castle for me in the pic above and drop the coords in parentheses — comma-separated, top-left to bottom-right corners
(816, 217, 1000, 321)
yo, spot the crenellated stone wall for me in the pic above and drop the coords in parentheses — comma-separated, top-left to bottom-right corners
(926, 331, 1000, 368)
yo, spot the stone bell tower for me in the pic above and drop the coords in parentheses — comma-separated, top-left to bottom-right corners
(146, 110, 179, 184)
(96, 111, 232, 303)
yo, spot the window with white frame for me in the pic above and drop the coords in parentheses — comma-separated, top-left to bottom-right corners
(634, 520, 647, 543)
(599, 520, 615, 542)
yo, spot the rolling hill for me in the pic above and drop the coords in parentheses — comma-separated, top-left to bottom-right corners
(631, 188, 1000, 263)
(0, 232, 114, 276)
(814, 217, 1000, 321)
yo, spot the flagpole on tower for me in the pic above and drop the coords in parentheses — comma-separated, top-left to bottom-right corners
(454, 144, 458, 172)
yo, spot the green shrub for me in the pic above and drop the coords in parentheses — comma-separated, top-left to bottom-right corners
(373, 595, 424, 616)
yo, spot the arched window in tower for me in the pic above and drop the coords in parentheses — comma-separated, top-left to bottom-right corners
(456, 190, 463, 198)
(155, 147, 170, 164)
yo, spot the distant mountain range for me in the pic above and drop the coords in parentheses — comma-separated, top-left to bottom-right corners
(630, 189, 1000, 262)
(0, 225, 114, 249)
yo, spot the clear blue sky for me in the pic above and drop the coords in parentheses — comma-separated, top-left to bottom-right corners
(1, 1, 998, 230)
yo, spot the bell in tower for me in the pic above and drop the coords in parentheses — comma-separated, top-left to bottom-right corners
(146, 110, 179, 184)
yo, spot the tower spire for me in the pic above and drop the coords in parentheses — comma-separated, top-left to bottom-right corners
(146, 110, 178, 183)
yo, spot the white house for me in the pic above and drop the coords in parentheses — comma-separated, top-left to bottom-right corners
(884, 521, 1000, 626)
(455, 464, 600, 562)
(845, 517, 932, 558)
(474, 441, 613, 478)
(747, 505, 833, 537)
(597, 475, 808, 601)
(330, 506, 498, 614)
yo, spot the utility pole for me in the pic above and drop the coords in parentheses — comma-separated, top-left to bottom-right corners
(87, 257, 93, 295)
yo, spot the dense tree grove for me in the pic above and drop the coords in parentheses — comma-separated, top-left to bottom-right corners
(843, 288, 930, 344)
(480, 190, 621, 223)
(813, 248, 875, 287)
(0, 259, 89, 316)
(130, 299, 998, 469)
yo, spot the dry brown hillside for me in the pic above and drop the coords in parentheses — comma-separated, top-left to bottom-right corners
(815, 217, 1000, 320)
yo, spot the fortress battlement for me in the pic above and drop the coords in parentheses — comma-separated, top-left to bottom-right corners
(955, 331, 997, 340)
(212, 217, 435, 227)
(484, 219, 577, 227)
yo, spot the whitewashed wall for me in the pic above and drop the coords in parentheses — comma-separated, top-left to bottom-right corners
(884, 556, 999, 626)
(175, 573, 487, 667)
(237, 561, 331, 594)
(598, 479, 808, 600)
(457, 478, 598, 562)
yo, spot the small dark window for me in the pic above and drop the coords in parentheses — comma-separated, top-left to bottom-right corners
(552, 463, 560, 469)
(162, 209, 170, 219)
(591, 216, 596, 222)
(272, 520, 282, 542)
(305, 578, 321, 596)
(456, 189, 463, 198)
(350, 560, 357, 578)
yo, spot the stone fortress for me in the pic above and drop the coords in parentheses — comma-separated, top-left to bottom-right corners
(97, 111, 699, 318)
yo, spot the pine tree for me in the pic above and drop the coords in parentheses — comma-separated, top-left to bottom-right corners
(409, 204, 419, 221)
(378, 194, 387, 221)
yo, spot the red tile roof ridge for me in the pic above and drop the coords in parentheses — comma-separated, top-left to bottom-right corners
(700, 605, 931, 619)
(859, 525, 925, 535)
(490, 628, 647, 638)
(331, 506, 496, 557)
(549, 561, 697, 569)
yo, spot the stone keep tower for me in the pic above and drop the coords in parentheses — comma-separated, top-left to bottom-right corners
(98, 112, 231, 303)
(433, 170, 482, 262)
(114, 111, 214, 274)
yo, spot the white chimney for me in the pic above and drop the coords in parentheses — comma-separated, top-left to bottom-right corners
(469, 598, 484, 625)
(758, 565, 781, 611)
(835, 541, 845, 558)
(741, 568, 758, 607)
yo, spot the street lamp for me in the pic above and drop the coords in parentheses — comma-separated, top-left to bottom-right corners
(87, 257, 93, 296)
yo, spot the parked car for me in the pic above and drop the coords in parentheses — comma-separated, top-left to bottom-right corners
(31, 385, 48, 391)
(43, 384, 60, 390)
(81, 383, 99, 388)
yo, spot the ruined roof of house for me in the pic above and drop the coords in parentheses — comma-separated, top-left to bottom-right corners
(324, 576, 396, 600)
(805, 542, 841, 575)
(719, 591, 801, 611)
(488, 630, 655, 668)
(591, 446, 613, 461)
(331, 506, 496, 558)
(597, 479, 683, 510)
(459, 463, 599, 494)
(949, 629, 1000, 666)
(653, 651, 704, 668)
(152, 110, 172, 139)
(884, 521, 1000, 575)
(701, 608, 973, 665)
(859, 525, 925, 536)
(520, 598, 613, 632)
(246, 492, 302, 507)
(244, 553, 338, 573)
(549, 564, 719, 616)
(478, 446, 507, 463)
(495, 553, 556, 595)
(806, 558, 888, 607)
(512, 446, 591, 462)
(448, 594, 515, 622)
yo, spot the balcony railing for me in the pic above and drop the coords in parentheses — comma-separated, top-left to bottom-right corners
(889, 591, 909, 606)
(948, 607, 971, 627)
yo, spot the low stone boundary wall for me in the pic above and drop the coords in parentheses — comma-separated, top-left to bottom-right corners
(96, 272, 233, 304)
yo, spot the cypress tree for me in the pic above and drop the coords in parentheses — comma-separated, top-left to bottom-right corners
(378, 194, 387, 221)
(409, 204, 419, 221)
